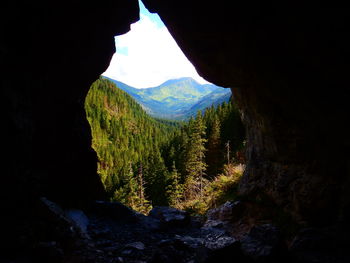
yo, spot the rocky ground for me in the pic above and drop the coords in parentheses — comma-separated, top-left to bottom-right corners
(3, 198, 349, 263)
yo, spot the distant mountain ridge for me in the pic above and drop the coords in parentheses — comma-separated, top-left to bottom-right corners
(103, 76, 231, 120)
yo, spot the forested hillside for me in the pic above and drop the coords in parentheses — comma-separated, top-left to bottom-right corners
(104, 76, 232, 120)
(85, 78, 245, 214)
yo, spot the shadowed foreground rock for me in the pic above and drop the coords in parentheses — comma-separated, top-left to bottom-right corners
(149, 206, 190, 228)
(240, 224, 284, 262)
(11, 199, 348, 262)
(23, 199, 248, 262)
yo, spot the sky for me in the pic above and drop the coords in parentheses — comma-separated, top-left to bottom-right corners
(102, 0, 209, 89)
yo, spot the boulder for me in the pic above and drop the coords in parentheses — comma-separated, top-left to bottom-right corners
(38, 197, 81, 240)
(65, 209, 90, 238)
(90, 201, 140, 222)
(29, 197, 89, 262)
(124, 241, 145, 251)
(204, 234, 242, 263)
(206, 201, 245, 222)
(149, 206, 190, 227)
(174, 235, 205, 250)
(204, 201, 246, 237)
(205, 236, 237, 251)
(138, 213, 161, 231)
(240, 224, 284, 261)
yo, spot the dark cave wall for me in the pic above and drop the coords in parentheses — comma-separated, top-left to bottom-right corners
(143, 0, 350, 226)
(0, 0, 139, 221)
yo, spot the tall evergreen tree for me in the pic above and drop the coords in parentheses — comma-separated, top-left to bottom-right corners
(134, 162, 152, 214)
(166, 161, 183, 207)
(184, 111, 207, 199)
(113, 162, 137, 207)
(144, 146, 169, 206)
(206, 115, 221, 178)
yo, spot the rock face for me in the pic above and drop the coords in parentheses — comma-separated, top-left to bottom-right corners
(0, 0, 139, 255)
(1, 0, 139, 206)
(142, 0, 350, 226)
(240, 224, 284, 261)
(1, 0, 350, 260)
(206, 201, 245, 223)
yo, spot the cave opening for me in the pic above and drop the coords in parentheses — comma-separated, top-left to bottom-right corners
(84, 0, 246, 216)
(83, 2, 350, 261)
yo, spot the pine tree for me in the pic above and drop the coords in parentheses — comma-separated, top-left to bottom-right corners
(144, 147, 168, 206)
(225, 140, 231, 165)
(137, 162, 145, 206)
(184, 111, 207, 200)
(206, 115, 221, 178)
(134, 162, 152, 214)
(166, 161, 183, 207)
(113, 162, 137, 207)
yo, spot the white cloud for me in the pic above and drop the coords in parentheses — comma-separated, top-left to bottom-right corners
(102, 14, 209, 89)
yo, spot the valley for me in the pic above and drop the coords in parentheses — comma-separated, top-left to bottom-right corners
(85, 77, 244, 214)
(103, 76, 232, 120)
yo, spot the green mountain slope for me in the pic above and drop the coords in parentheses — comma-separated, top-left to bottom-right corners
(102, 76, 232, 120)
(184, 88, 232, 118)
(85, 77, 244, 214)
(85, 78, 179, 207)
(138, 77, 217, 101)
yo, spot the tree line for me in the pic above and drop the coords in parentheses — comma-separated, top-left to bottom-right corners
(85, 78, 245, 214)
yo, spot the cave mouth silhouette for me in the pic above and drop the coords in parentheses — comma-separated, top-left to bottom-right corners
(83, 0, 242, 213)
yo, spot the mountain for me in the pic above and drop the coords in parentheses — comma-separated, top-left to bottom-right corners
(102, 76, 231, 120)
(185, 88, 232, 118)
(137, 77, 218, 101)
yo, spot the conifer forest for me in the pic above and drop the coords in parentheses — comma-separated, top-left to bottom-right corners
(85, 78, 245, 214)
